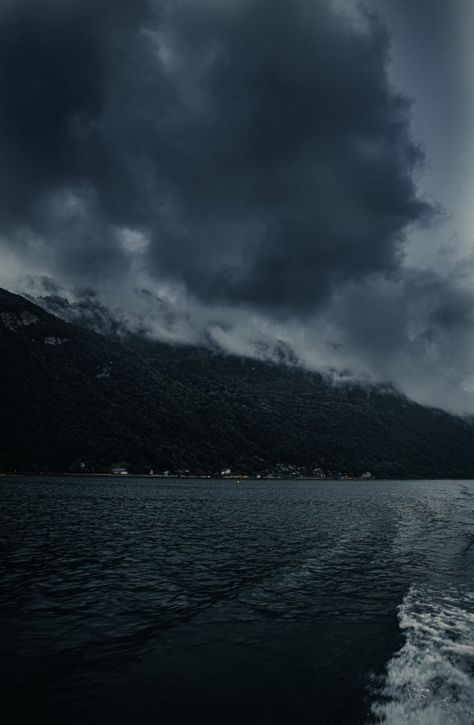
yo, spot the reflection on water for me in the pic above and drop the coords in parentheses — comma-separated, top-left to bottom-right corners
(0, 478, 473, 724)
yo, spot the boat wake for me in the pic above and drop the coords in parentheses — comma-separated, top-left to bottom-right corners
(371, 585, 474, 724)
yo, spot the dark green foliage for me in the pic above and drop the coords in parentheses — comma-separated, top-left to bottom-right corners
(1, 288, 474, 477)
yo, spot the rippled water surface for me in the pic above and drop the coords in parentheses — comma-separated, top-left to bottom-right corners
(1, 477, 474, 724)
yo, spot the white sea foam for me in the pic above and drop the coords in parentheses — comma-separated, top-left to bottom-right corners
(372, 586, 474, 724)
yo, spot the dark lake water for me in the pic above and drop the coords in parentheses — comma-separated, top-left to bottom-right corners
(1, 477, 474, 724)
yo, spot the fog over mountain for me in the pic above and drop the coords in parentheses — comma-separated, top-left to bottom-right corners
(1, 0, 473, 412)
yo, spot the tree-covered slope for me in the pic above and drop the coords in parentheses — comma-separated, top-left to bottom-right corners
(0, 289, 193, 471)
(1, 287, 474, 478)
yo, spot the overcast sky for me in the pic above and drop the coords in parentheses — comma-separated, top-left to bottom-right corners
(1, 0, 473, 412)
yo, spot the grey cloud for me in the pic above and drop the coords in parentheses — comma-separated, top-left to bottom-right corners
(3, 0, 474, 414)
(376, 0, 472, 207)
(0, 0, 431, 314)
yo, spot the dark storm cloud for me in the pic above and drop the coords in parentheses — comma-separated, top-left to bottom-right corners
(0, 0, 431, 312)
(0, 0, 148, 220)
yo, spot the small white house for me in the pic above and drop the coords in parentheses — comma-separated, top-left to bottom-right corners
(111, 466, 128, 476)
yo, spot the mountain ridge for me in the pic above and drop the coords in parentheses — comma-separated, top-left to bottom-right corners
(1, 286, 474, 478)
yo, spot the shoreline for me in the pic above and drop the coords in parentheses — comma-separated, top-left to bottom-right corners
(0, 473, 471, 481)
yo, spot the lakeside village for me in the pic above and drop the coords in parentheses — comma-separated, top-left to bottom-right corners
(68, 462, 373, 481)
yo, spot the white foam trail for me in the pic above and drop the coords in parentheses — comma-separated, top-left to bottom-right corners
(372, 586, 474, 724)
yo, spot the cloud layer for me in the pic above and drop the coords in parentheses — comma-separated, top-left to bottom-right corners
(0, 0, 473, 412)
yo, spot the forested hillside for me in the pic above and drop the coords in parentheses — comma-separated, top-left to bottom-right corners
(1, 287, 474, 478)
